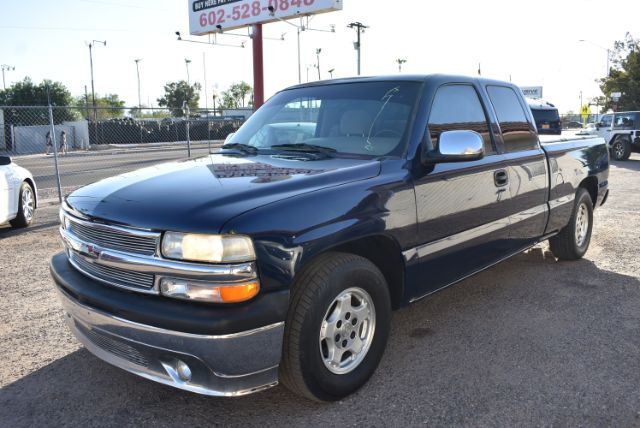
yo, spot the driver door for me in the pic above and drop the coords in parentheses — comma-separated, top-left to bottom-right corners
(410, 84, 512, 299)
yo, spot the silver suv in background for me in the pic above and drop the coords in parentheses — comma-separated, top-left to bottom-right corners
(594, 111, 640, 160)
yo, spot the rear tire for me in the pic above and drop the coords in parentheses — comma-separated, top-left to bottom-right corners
(279, 252, 391, 402)
(610, 137, 631, 161)
(549, 188, 593, 260)
(10, 182, 35, 228)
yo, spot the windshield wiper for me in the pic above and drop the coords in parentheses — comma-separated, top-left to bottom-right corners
(270, 143, 337, 154)
(219, 143, 258, 154)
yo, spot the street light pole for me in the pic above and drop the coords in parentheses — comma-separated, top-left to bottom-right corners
(578, 39, 611, 77)
(134, 59, 142, 113)
(348, 22, 368, 76)
(185, 58, 192, 85)
(88, 40, 106, 146)
(297, 23, 302, 84)
(203, 52, 209, 111)
(316, 48, 322, 80)
(88, 40, 106, 120)
(1, 64, 15, 90)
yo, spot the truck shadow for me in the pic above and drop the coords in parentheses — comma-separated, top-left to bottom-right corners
(0, 220, 59, 239)
(1, 247, 639, 426)
(610, 155, 640, 172)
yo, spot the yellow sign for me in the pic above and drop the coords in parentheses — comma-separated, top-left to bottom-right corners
(581, 105, 591, 122)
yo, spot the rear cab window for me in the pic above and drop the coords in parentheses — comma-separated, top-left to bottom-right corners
(486, 86, 539, 152)
(530, 108, 560, 123)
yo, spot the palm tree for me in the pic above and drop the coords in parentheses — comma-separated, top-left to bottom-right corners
(396, 58, 407, 72)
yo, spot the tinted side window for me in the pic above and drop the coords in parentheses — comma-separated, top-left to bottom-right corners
(487, 86, 539, 152)
(428, 85, 494, 154)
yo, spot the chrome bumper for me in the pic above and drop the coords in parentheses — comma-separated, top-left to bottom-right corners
(56, 287, 284, 397)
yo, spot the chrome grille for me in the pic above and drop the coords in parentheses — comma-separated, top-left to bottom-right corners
(70, 252, 155, 291)
(78, 323, 150, 368)
(67, 216, 158, 256)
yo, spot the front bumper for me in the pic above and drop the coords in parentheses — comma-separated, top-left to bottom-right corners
(51, 255, 286, 397)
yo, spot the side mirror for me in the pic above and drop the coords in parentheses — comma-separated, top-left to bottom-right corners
(595, 123, 600, 130)
(0, 156, 12, 166)
(422, 130, 485, 165)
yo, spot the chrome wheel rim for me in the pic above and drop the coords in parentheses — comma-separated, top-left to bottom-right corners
(614, 142, 624, 159)
(319, 287, 376, 375)
(21, 186, 34, 222)
(575, 202, 589, 247)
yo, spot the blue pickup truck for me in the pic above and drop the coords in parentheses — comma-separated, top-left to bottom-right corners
(51, 75, 609, 402)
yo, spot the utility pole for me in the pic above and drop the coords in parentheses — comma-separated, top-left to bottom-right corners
(477, 63, 481, 76)
(316, 48, 322, 80)
(396, 58, 407, 73)
(348, 22, 368, 76)
(134, 59, 142, 113)
(1, 64, 15, 90)
(84, 85, 90, 119)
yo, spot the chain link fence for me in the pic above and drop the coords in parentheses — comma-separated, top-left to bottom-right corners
(0, 105, 248, 203)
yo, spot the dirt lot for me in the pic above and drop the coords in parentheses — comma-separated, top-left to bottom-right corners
(1, 155, 639, 427)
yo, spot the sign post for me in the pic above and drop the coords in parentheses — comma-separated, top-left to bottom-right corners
(252, 23, 265, 108)
(188, 0, 343, 110)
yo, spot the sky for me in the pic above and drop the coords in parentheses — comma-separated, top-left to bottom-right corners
(0, 0, 637, 113)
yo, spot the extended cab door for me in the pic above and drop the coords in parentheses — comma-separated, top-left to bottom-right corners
(485, 85, 549, 250)
(409, 84, 512, 299)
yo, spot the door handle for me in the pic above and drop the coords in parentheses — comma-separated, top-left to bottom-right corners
(494, 169, 509, 187)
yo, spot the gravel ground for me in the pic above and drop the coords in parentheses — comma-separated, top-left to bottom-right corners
(0, 155, 639, 427)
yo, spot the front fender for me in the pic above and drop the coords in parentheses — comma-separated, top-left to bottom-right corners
(221, 160, 417, 293)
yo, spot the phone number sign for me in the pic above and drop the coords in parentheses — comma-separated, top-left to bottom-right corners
(189, 0, 343, 34)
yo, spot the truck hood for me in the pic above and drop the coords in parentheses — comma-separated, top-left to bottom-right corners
(65, 153, 381, 233)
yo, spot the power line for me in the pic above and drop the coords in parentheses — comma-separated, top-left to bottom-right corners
(78, 0, 170, 11)
(0, 25, 136, 33)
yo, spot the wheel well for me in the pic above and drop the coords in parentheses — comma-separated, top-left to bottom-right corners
(331, 235, 405, 309)
(579, 176, 598, 206)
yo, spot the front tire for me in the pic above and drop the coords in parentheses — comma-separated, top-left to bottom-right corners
(279, 252, 391, 402)
(549, 188, 593, 260)
(10, 182, 35, 228)
(610, 137, 631, 161)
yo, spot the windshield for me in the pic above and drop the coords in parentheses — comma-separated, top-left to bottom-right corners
(226, 81, 422, 157)
(531, 108, 560, 122)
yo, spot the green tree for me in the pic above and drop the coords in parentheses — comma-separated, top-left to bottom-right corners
(599, 33, 640, 111)
(75, 94, 126, 120)
(0, 77, 77, 124)
(220, 81, 253, 109)
(157, 81, 201, 117)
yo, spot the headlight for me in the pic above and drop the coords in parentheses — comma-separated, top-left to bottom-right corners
(161, 232, 256, 263)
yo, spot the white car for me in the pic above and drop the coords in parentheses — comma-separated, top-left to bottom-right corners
(0, 156, 37, 228)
